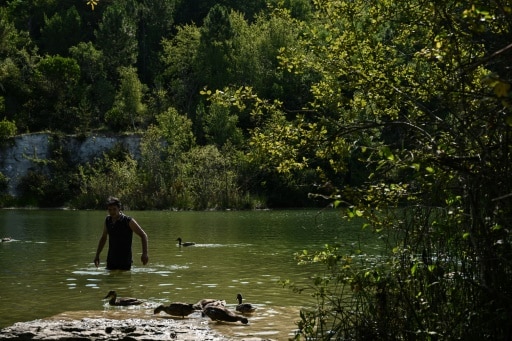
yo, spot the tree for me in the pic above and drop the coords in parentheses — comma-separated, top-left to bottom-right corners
(94, 0, 138, 79)
(5, 0, 57, 40)
(36, 55, 80, 95)
(235, 9, 314, 111)
(212, 0, 512, 338)
(202, 101, 243, 147)
(157, 106, 195, 154)
(137, 126, 170, 208)
(182, 144, 239, 209)
(0, 6, 36, 130)
(105, 66, 147, 131)
(174, 0, 267, 26)
(160, 24, 201, 113)
(291, 0, 512, 339)
(136, 0, 177, 83)
(197, 4, 235, 91)
(139, 107, 196, 208)
(69, 41, 115, 128)
(31, 55, 81, 132)
(40, 6, 82, 56)
(174, 0, 219, 26)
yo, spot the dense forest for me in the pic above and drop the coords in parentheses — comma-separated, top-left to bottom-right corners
(1, 0, 512, 339)
(0, 0, 320, 209)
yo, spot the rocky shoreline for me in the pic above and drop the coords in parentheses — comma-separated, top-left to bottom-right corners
(0, 317, 226, 340)
(0, 300, 297, 340)
(0, 316, 273, 341)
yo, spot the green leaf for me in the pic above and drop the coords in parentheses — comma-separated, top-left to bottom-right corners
(411, 262, 418, 276)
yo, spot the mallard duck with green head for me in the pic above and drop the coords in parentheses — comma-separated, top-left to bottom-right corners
(154, 303, 196, 318)
(236, 293, 256, 314)
(103, 290, 143, 306)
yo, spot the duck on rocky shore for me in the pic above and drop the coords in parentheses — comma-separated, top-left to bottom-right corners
(193, 298, 226, 310)
(154, 303, 196, 318)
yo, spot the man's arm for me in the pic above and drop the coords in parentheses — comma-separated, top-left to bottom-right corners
(94, 225, 108, 267)
(130, 219, 149, 265)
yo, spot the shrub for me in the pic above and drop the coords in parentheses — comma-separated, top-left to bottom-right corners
(0, 118, 16, 142)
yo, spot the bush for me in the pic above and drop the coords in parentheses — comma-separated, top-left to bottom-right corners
(0, 118, 16, 142)
(72, 153, 142, 209)
(181, 145, 242, 210)
(17, 170, 47, 206)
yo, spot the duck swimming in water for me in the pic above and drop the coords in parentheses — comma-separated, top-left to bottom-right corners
(176, 237, 195, 247)
(203, 304, 248, 324)
(236, 293, 256, 314)
(154, 303, 196, 318)
(103, 290, 143, 306)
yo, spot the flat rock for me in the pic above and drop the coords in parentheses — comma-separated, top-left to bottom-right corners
(0, 317, 232, 340)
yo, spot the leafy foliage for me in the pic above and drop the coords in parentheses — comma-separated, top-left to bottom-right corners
(72, 145, 142, 209)
(40, 6, 82, 56)
(0, 118, 16, 141)
(105, 66, 147, 131)
(264, 0, 512, 339)
(94, 1, 138, 79)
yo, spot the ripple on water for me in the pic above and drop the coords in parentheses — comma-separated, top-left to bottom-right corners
(71, 270, 104, 276)
(192, 243, 224, 248)
(132, 265, 188, 273)
(202, 305, 301, 340)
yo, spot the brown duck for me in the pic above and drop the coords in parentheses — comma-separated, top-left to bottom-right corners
(103, 290, 143, 306)
(154, 303, 196, 318)
(236, 293, 256, 314)
(203, 304, 249, 324)
(193, 298, 226, 310)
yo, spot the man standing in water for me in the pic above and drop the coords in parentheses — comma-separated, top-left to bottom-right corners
(94, 197, 149, 270)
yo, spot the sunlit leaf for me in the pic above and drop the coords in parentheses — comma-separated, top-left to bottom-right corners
(86, 0, 98, 10)
(411, 262, 418, 276)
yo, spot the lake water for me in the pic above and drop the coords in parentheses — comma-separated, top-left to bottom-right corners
(0, 209, 380, 339)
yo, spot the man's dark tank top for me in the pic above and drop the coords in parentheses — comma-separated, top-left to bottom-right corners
(105, 213, 133, 270)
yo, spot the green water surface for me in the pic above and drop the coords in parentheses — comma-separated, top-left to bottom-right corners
(0, 208, 379, 339)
